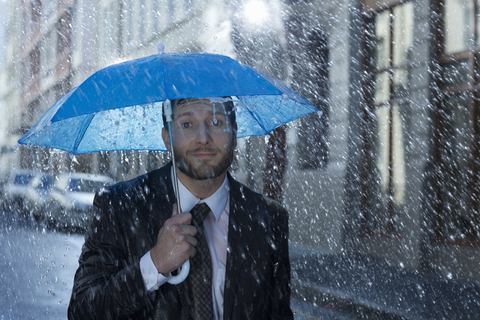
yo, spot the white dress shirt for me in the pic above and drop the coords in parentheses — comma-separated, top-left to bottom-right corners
(140, 168, 230, 320)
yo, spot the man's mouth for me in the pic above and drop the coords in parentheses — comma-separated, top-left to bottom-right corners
(189, 148, 217, 159)
(193, 153, 216, 158)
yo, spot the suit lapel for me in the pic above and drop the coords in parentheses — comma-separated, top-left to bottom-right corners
(147, 162, 176, 227)
(148, 163, 194, 319)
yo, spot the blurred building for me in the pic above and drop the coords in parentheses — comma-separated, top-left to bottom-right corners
(284, 0, 480, 318)
(1, 0, 480, 318)
(0, 0, 23, 180)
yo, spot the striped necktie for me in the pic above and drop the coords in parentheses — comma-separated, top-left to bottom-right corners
(190, 203, 214, 319)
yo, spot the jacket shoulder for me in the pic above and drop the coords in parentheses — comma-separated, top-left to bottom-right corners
(93, 165, 170, 209)
(228, 174, 287, 216)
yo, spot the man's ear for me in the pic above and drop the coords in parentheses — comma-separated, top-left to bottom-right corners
(162, 127, 171, 152)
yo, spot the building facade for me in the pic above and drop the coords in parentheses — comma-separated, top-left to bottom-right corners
(0, 0, 23, 179)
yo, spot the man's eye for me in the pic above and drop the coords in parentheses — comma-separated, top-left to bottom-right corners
(181, 122, 191, 129)
(212, 119, 221, 126)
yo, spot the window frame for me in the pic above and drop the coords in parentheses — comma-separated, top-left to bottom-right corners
(431, 0, 480, 245)
(359, 0, 414, 237)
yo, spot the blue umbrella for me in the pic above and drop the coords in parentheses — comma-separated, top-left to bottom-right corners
(18, 52, 317, 154)
(18, 50, 319, 284)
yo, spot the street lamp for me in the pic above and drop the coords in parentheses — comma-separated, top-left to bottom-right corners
(243, 0, 269, 26)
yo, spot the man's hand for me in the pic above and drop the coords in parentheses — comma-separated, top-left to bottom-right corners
(150, 204, 198, 275)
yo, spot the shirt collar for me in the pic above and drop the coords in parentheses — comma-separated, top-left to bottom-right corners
(170, 167, 229, 222)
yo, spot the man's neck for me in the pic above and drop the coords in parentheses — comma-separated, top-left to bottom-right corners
(176, 170, 227, 200)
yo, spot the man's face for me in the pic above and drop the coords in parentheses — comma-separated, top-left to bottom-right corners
(162, 98, 237, 180)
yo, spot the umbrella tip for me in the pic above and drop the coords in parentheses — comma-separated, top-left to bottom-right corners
(157, 43, 165, 54)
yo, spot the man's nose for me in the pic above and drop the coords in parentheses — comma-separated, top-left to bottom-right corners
(195, 122, 212, 144)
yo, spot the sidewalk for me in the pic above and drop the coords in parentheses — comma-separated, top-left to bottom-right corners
(290, 245, 480, 319)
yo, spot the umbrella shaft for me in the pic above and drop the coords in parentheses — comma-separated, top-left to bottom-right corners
(168, 122, 182, 213)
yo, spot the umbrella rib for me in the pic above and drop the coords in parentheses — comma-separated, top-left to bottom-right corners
(160, 55, 169, 101)
(72, 113, 96, 154)
(241, 96, 269, 135)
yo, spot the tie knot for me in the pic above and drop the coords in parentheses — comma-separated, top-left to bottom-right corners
(191, 203, 210, 227)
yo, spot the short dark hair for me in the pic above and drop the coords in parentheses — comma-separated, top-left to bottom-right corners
(162, 97, 236, 128)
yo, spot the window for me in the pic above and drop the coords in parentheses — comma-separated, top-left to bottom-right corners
(360, 1, 413, 235)
(57, 11, 71, 56)
(431, 0, 480, 243)
(30, 45, 41, 79)
(42, 30, 57, 78)
(31, 0, 41, 35)
(295, 29, 330, 170)
(56, 9, 72, 99)
(285, 22, 330, 170)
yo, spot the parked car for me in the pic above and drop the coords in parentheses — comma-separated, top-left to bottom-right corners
(24, 173, 54, 220)
(4, 170, 35, 213)
(47, 173, 114, 231)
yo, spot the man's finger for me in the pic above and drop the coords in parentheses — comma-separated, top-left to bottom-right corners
(181, 224, 197, 237)
(168, 212, 192, 226)
(185, 234, 198, 247)
(171, 203, 178, 217)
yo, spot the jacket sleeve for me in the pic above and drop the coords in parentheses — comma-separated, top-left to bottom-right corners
(268, 202, 294, 320)
(67, 191, 154, 320)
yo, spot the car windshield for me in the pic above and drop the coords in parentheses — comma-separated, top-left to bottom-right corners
(68, 179, 109, 193)
(39, 176, 53, 190)
(13, 174, 33, 185)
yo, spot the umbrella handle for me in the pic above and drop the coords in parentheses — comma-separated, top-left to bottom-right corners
(167, 259, 190, 284)
(165, 99, 190, 285)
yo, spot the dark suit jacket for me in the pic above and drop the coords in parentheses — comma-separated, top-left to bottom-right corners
(68, 163, 293, 320)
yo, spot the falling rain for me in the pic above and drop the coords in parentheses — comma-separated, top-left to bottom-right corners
(0, 0, 480, 319)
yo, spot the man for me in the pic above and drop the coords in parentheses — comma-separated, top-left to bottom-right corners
(68, 98, 293, 319)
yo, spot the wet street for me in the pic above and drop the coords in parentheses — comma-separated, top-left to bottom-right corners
(0, 211, 84, 319)
(0, 211, 323, 320)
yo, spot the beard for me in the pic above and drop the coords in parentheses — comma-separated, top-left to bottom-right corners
(174, 139, 235, 180)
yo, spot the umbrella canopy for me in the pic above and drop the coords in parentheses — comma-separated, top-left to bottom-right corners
(18, 52, 318, 154)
